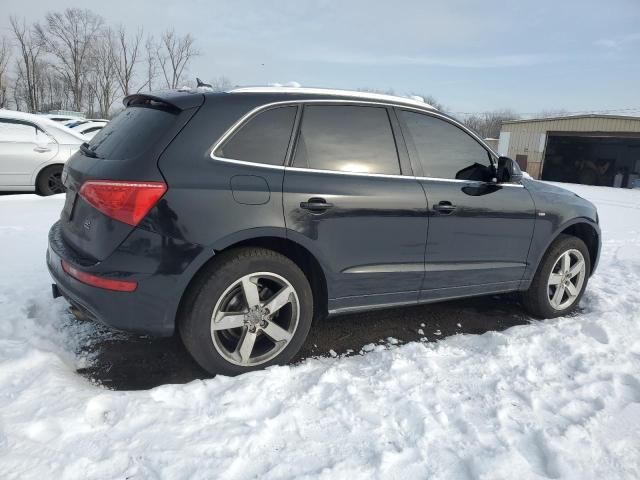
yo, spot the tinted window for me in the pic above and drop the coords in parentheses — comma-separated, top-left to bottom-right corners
(399, 111, 493, 181)
(0, 120, 39, 143)
(215, 107, 296, 166)
(87, 106, 177, 160)
(293, 105, 400, 175)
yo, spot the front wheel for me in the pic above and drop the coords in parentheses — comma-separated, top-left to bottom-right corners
(179, 248, 313, 376)
(522, 234, 591, 318)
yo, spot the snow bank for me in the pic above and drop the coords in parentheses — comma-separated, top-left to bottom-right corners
(1, 184, 639, 479)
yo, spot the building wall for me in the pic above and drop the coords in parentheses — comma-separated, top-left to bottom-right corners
(483, 138, 499, 151)
(499, 116, 640, 179)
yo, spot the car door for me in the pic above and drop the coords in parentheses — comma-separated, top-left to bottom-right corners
(283, 103, 428, 313)
(396, 109, 536, 300)
(0, 119, 57, 187)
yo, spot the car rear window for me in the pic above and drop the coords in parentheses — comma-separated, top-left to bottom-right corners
(214, 106, 297, 166)
(86, 106, 177, 160)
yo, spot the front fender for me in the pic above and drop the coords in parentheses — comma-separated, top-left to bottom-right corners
(521, 216, 600, 289)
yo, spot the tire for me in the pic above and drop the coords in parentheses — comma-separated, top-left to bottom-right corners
(179, 247, 314, 376)
(36, 165, 65, 196)
(522, 234, 591, 319)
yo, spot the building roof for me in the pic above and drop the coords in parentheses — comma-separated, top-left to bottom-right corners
(227, 87, 437, 110)
(502, 114, 640, 125)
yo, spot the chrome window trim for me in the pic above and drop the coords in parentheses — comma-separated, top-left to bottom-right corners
(209, 99, 522, 187)
(286, 165, 410, 180)
(414, 176, 524, 187)
(211, 156, 288, 171)
(211, 155, 523, 187)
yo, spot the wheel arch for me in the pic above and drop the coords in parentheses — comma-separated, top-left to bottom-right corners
(528, 218, 600, 285)
(175, 234, 330, 330)
(34, 163, 65, 194)
(558, 221, 600, 275)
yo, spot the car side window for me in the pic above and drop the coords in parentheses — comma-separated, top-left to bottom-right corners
(399, 110, 494, 181)
(215, 106, 297, 166)
(293, 105, 400, 175)
(0, 120, 39, 143)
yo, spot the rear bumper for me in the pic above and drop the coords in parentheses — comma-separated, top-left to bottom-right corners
(47, 221, 203, 336)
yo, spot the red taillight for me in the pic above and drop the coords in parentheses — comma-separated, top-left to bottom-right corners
(61, 260, 137, 292)
(78, 180, 167, 226)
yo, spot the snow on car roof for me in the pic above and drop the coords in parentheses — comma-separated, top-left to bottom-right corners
(0, 109, 86, 143)
(227, 87, 437, 110)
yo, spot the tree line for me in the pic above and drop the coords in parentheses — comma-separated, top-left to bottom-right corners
(360, 88, 521, 139)
(0, 8, 205, 117)
(0, 7, 561, 136)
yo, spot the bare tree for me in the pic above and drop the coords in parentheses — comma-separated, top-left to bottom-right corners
(141, 35, 158, 92)
(210, 75, 233, 92)
(0, 36, 10, 108)
(156, 29, 198, 89)
(463, 110, 520, 138)
(10, 16, 45, 112)
(88, 30, 118, 117)
(111, 25, 142, 97)
(41, 73, 67, 112)
(36, 8, 104, 112)
(5, 8, 205, 112)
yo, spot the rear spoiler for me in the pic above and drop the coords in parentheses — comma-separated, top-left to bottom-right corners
(123, 90, 205, 111)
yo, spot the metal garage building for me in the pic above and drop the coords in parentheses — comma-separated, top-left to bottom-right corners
(497, 114, 640, 187)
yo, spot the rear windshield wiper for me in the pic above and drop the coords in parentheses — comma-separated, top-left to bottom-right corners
(80, 142, 98, 158)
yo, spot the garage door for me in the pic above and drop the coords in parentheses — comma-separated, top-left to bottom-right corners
(541, 133, 640, 187)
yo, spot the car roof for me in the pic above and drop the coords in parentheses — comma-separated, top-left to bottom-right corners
(0, 109, 86, 143)
(126, 87, 439, 114)
(2, 109, 59, 123)
(225, 87, 437, 111)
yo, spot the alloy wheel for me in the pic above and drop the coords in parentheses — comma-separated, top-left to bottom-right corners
(210, 272, 300, 366)
(547, 248, 586, 310)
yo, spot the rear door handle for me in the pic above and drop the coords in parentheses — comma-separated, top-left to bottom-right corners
(300, 197, 334, 212)
(433, 201, 456, 214)
(34, 146, 51, 153)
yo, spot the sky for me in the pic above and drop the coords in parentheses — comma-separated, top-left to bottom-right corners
(2, 0, 639, 116)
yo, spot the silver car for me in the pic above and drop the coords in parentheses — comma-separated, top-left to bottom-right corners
(0, 109, 86, 195)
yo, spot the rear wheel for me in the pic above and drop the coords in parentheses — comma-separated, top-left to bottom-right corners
(523, 234, 590, 318)
(179, 248, 313, 376)
(37, 165, 65, 196)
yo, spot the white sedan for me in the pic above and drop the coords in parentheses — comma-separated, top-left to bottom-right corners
(0, 109, 85, 195)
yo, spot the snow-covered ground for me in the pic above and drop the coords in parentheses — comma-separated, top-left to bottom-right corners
(0, 183, 639, 479)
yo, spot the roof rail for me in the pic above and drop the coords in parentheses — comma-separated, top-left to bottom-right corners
(227, 86, 436, 110)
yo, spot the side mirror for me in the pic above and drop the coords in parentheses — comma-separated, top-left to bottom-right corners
(497, 156, 523, 183)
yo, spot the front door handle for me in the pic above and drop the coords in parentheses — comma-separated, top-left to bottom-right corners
(300, 197, 334, 212)
(433, 201, 456, 215)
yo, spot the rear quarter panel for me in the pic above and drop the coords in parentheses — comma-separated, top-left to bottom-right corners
(29, 144, 77, 185)
(154, 94, 288, 247)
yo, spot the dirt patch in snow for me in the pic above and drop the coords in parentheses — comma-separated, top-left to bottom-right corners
(77, 293, 532, 390)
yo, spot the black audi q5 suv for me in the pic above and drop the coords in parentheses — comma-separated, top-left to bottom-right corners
(47, 87, 601, 376)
